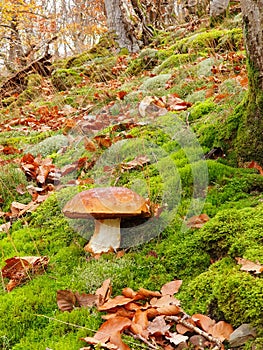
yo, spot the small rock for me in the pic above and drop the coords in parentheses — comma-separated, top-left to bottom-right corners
(229, 323, 257, 347)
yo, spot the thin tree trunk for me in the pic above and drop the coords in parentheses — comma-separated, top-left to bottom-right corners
(235, 0, 263, 162)
(104, 0, 141, 52)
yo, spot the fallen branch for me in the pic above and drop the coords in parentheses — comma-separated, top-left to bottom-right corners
(166, 316, 222, 350)
(125, 331, 159, 350)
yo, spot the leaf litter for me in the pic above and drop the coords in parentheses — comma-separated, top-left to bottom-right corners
(57, 279, 234, 350)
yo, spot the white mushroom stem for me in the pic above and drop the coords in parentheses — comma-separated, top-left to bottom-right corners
(85, 218, 121, 254)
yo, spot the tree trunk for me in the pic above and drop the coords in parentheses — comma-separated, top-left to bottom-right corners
(235, 0, 263, 162)
(104, 0, 141, 52)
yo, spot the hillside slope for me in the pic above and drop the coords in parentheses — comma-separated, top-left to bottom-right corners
(0, 9, 262, 350)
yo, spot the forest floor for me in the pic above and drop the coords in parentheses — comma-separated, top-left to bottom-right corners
(0, 6, 262, 350)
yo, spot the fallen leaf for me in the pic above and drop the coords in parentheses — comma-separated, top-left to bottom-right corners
(186, 213, 210, 229)
(208, 320, 234, 341)
(131, 309, 149, 337)
(166, 332, 189, 346)
(2, 256, 49, 291)
(94, 316, 131, 343)
(75, 292, 99, 308)
(95, 278, 112, 305)
(147, 315, 170, 336)
(248, 161, 263, 175)
(150, 295, 180, 308)
(235, 257, 263, 274)
(136, 288, 162, 299)
(57, 290, 77, 312)
(109, 331, 130, 350)
(192, 314, 216, 332)
(161, 280, 183, 295)
(156, 304, 181, 316)
(98, 295, 134, 311)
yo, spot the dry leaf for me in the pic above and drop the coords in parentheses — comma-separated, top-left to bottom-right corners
(166, 332, 189, 346)
(98, 295, 134, 311)
(131, 309, 149, 337)
(161, 280, 182, 295)
(75, 292, 99, 308)
(150, 295, 180, 308)
(235, 257, 263, 274)
(57, 290, 77, 312)
(208, 320, 234, 341)
(136, 288, 162, 299)
(109, 331, 130, 350)
(248, 161, 263, 175)
(192, 314, 216, 332)
(96, 278, 112, 305)
(156, 304, 181, 316)
(2, 256, 49, 291)
(147, 315, 170, 336)
(94, 316, 131, 343)
(186, 213, 210, 229)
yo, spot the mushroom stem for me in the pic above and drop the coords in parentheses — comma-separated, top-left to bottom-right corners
(85, 218, 121, 254)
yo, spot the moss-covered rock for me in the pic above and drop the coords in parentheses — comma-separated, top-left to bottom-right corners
(174, 28, 243, 54)
(125, 48, 160, 75)
(153, 53, 196, 74)
(140, 73, 171, 92)
(51, 69, 83, 91)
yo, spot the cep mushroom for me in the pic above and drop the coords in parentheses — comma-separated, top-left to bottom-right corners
(63, 187, 151, 254)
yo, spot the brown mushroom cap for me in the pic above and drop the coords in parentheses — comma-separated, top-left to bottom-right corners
(63, 187, 151, 219)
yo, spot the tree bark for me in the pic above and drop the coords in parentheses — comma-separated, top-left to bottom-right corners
(235, 0, 263, 162)
(104, 0, 141, 52)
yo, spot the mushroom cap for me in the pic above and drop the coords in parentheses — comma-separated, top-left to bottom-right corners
(63, 187, 151, 219)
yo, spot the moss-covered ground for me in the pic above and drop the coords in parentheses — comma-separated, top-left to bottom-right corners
(0, 9, 262, 350)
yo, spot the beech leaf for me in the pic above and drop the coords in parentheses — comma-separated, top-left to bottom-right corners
(208, 320, 234, 341)
(161, 280, 182, 295)
(57, 290, 77, 312)
(235, 257, 263, 274)
(192, 314, 216, 332)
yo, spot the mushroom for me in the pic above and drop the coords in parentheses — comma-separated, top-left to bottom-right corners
(63, 187, 151, 254)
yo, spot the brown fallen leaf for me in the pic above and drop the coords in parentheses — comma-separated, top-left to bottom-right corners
(248, 160, 263, 175)
(147, 315, 170, 336)
(186, 213, 210, 229)
(2, 256, 49, 291)
(235, 257, 263, 274)
(57, 290, 77, 312)
(150, 295, 180, 308)
(98, 295, 134, 311)
(109, 331, 130, 350)
(94, 316, 131, 343)
(136, 288, 162, 299)
(161, 280, 183, 295)
(156, 304, 181, 316)
(131, 309, 149, 337)
(95, 278, 112, 305)
(166, 332, 189, 346)
(208, 320, 234, 341)
(81, 337, 118, 349)
(192, 314, 216, 332)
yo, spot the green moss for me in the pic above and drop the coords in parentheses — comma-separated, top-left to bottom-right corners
(189, 99, 218, 121)
(51, 69, 83, 91)
(179, 257, 263, 329)
(27, 134, 69, 157)
(125, 48, 160, 75)
(88, 56, 117, 82)
(153, 53, 196, 74)
(0, 164, 31, 212)
(26, 74, 43, 88)
(140, 74, 171, 92)
(174, 28, 243, 54)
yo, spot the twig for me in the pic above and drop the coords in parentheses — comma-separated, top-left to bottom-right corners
(166, 316, 222, 350)
(125, 330, 160, 350)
